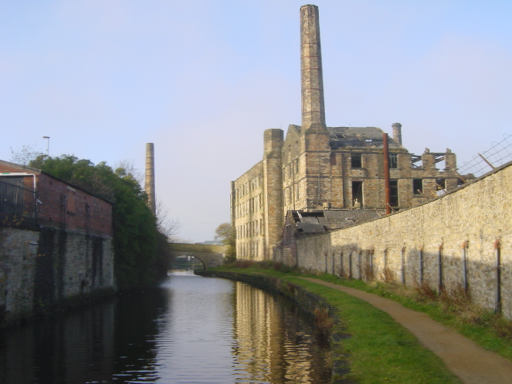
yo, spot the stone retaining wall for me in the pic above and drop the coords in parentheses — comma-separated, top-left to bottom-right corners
(292, 163, 512, 318)
(0, 226, 115, 326)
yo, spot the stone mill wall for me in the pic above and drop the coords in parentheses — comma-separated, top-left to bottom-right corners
(293, 162, 512, 318)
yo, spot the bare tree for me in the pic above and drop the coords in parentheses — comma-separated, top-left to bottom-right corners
(10, 145, 44, 165)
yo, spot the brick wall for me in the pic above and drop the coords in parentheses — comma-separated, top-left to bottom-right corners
(0, 162, 112, 237)
(37, 173, 112, 236)
(0, 162, 115, 326)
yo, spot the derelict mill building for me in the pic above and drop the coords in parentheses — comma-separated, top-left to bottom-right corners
(231, 5, 462, 261)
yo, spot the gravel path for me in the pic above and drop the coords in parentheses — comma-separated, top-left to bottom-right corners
(302, 277, 512, 384)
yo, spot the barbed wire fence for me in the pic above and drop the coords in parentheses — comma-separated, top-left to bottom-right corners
(458, 133, 512, 178)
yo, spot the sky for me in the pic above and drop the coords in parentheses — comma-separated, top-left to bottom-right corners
(1, 0, 511, 242)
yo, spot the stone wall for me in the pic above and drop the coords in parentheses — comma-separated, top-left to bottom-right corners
(0, 226, 114, 326)
(0, 227, 39, 322)
(232, 161, 265, 260)
(292, 162, 512, 318)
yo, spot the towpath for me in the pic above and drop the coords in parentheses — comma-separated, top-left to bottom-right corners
(302, 277, 512, 384)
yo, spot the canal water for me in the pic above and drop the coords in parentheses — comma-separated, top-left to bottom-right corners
(0, 272, 331, 383)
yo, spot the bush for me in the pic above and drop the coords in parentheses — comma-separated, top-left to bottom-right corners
(30, 155, 169, 289)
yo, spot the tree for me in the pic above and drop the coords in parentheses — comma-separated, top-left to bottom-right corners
(30, 155, 171, 289)
(10, 145, 43, 165)
(215, 222, 236, 261)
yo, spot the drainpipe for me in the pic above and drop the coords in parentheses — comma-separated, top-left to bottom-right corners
(383, 134, 391, 214)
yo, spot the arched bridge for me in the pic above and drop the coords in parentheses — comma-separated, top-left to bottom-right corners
(170, 243, 227, 270)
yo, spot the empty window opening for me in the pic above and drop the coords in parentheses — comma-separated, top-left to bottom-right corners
(389, 180, 398, 207)
(434, 154, 446, 170)
(436, 178, 446, 196)
(351, 153, 362, 168)
(413, 179, 423, 195)
(352, 181, 363, 208)
(410, 154, 423, 169)
(389, 153, 398, 169)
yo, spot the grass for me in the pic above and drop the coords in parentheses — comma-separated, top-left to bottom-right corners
(226, 260, 512, 359)
(210, 263, 462, 383)
(308, 272, 512, 361)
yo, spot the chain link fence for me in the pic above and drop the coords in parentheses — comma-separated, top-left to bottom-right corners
(458, 133, 512, 178)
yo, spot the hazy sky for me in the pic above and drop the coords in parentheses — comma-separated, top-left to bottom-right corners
(1, 1, 511, 242)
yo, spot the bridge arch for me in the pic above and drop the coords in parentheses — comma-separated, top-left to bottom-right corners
(170, 243, 227, 270)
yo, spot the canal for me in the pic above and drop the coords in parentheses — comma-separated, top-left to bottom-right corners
(0, 272, 331, 383)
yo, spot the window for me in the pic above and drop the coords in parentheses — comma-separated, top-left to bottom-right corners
(389, 153, 398, 169)
(352, 181, 363, 207)
(351, 153, 362, 168)
(436, 178, 446, 197)
(413, 179, 423, 195)
(390, 180, 398, 207)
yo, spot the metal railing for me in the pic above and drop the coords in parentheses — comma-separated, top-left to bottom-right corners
(458, 133, 512, 178)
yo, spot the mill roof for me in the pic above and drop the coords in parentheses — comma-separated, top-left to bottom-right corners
(289, 209, 381, 234)
(327, 126, 400, 148)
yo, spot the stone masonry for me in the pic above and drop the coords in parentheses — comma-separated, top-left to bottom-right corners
(231, 5, 462, 260)
(145, 143, 156, 215)
(0, 160, 115, 325)
(290, 162, 512, 319)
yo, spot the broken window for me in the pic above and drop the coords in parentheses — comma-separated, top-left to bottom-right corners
(413, 179, 423, 195)
(351, 153, 362, 168)
(410, 154, 422, 169)
(436, 178, 446, 196)
(352, 181, 363, 208)
(390, 180, 398, 207)
(389, 153, 398, 169)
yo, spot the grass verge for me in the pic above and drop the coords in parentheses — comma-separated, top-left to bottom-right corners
(305, 272, 512, 361)
(210, 264, 461, 383)
(218, 261, 512, 361)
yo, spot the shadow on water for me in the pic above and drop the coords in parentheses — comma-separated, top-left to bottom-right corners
(0, 287, 170, 384)
(0, 272, 332, 383)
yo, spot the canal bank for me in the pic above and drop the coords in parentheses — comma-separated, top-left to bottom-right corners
(200, 267, 461, 383)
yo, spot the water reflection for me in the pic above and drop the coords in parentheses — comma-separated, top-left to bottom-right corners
(233, 282, 331, 383)
(0, 272, 331, 383)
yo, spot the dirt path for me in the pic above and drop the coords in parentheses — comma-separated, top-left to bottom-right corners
(302, 277, 512, 384)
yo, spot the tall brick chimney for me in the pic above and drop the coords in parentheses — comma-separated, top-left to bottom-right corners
(145, 143, 156, 215)
(301, 4, 326, 130)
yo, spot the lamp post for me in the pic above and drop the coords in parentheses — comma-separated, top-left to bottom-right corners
(42, 136, 50, 156)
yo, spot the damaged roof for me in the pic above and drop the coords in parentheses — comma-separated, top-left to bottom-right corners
(291, 209, 381, 234)
(286, 125, 400, 148)
(328, 126, 400, 149)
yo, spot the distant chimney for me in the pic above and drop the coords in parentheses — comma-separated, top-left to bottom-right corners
(145, 143, 156, 215)
(300, 4, 326, 129)
(392, 123, 402, 146)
